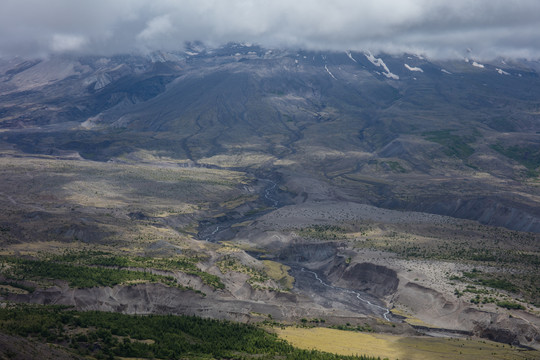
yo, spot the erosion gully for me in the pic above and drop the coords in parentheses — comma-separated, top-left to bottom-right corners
(299, 267, 391, 321)
(197, 175, 393, 322)
(197, 177, 280, 242)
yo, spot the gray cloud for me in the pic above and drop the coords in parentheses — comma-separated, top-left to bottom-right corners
(1, 0, 539, 59)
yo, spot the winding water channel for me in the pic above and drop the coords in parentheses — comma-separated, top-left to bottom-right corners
(261, 179, 279, 207)
(198, 178, 280, 242)
(197, 177, 393, 322)
(300, 268, 391, 321)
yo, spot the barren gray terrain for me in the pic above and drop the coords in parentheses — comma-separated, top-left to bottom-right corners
(1, 45, 539, 355)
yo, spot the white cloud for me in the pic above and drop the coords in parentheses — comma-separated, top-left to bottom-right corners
(137, 15, 174, 41)
(0, 0, 539, 59)
(50, 34, 87, 52)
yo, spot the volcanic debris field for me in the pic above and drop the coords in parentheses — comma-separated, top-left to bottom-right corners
(0, 46, 540, 359)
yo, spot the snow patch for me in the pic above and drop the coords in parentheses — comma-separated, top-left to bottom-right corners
(325, 65, 337, 80)
(364, 51, 399, 80)
(441, 69, 452, 74)
(472, 61, 485, 68)
(404, 64, 423, 72)
(382, 71, 399, 80)
(496, 68, 510, 75)
(345, 50, 357, 63)
(184, 51, 199, 56)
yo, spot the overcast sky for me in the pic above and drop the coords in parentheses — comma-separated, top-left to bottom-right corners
(1, 0, 540, 59)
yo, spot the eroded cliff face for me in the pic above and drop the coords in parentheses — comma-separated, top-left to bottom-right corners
(279, 241, 399, 298)
(278, 242, 400, 298)
(278, 242, 338, 264)
(395, 279, 540, 350)
(326, 262, 399, 298)
(473, 313, 540, 349)
(4, 281, 365, 324)
(7, 283, 275, 322)
(4, 245, 540, 350)
(277, 241, 540, 350)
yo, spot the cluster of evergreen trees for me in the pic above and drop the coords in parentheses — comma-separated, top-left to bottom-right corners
(1, 251, 225, 290)
(2, 257, 178, 288)
(0, 305, 383, 360)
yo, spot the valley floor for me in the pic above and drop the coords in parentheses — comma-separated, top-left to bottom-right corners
(0, 149, 539, 358)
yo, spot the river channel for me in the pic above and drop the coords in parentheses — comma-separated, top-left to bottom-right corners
(197, 176, 393, 322)
(197, 178, 280, 242)
(294, 267, 391, 321)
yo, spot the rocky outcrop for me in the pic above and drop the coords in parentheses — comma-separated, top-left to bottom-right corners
(5, 282, 360, 324)
(8, 283, 264, 322)
(395, 281, 540, 350)
(278, 242, 337, 263)
(473, 313, 540, 349)
(327, 261, 399, 297)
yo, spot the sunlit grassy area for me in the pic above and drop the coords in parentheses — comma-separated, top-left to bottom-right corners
(276, 327, 540, 360)
(263, 260, 294, 290)
(0, 154, 254, 249)
(0, 305, 383, 360)
(0, 154, 249, 209)
(389, 308, 439, 328)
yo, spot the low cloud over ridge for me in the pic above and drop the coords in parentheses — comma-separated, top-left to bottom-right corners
(1, 0, 540, 59)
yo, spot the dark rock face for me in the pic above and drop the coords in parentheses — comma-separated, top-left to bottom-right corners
(475, 325, 520, 345)
(278, 242, 337, 263)
(128, 211, 148, 220)
(473, 316, 540, 348)
(329, 262, 399, 297)
(278, 242, 399, 297)
(7, 283, 255, 322)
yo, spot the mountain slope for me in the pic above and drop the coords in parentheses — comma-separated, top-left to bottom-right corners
(1, 46, 540, 231)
